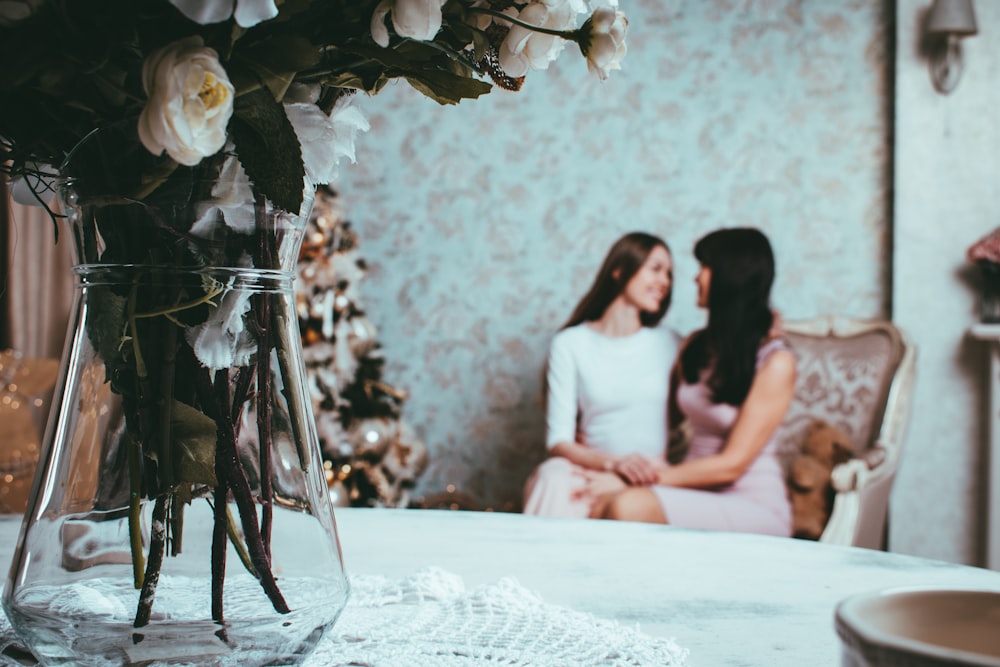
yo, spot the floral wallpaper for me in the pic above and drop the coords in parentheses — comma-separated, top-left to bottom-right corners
(336, 0, 892, 511)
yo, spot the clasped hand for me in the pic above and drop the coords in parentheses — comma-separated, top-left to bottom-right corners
(609, 453, 660, 486)
(570, 454, 659, 503)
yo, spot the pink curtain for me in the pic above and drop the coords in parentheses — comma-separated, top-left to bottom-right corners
(2, 181, 74, 360)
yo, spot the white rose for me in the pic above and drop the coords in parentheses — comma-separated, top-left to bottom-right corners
(540, 0, 588, 13)
(8, 162, 58, 207)
(370, 0, 447, 47)
(167, 0, 278, 28)
(577, 7, 628, 80)
(284, 98, 370, 186)
(138, 37, 235, 167)
(185, 270, 256, 372)
(0, 0, 43, 26)
(498, 2, 580, 78)
(190, 151, 255, 238)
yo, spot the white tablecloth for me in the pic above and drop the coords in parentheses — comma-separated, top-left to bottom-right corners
(4, 508, 1000, 666)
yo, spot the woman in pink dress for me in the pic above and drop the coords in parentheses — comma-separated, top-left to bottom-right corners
(588, 227, 796, 537)
(522, 232, 681, 518)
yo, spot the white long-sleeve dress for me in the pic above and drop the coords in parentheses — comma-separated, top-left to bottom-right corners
(523, 323, 680, 517)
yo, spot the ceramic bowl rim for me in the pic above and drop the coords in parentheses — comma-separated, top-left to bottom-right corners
(835, 586, 1000, 667)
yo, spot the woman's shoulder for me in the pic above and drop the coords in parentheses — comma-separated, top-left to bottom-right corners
(550, 324, 594, 356)
(755, 336, 795, 371)
(552, 323, 590, 344)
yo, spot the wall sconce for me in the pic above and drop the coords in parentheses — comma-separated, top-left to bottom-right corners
(924, 0, 978, 94)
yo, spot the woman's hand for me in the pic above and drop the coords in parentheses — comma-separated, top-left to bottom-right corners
(571, 470, 627, 502)
(587, 489, 617, 519)
(610, 454, 660, 486)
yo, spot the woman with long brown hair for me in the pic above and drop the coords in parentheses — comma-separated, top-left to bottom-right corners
(523, 231, 680, 517)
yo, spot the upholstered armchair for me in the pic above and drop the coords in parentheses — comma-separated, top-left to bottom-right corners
(775, 317, 917, 550)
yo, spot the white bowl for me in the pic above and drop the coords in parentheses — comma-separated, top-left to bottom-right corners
(835, 587, 1000, 667)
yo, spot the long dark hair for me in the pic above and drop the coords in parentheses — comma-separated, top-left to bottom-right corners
(562, 232, 672, 329)
(680, 227, 775, 405)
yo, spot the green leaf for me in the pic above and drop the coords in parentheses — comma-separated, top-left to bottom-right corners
(169, 399, 219, 488)
(235, 35, 323, 101)
(468, 29, 492, 63)
(403, 68, 493, 105)
(228, 88, 306, 213)
(321, 71, 389, 96)
(336, 39, 491, 104)
(87, 287, 128, 366)
(339, 40, 439, 69)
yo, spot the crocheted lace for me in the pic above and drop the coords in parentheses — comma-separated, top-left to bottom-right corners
(0, 567, 690, 666)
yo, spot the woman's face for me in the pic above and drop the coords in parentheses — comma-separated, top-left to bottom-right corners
(622, 245, 672, 314)
(695, 264, 711, 309)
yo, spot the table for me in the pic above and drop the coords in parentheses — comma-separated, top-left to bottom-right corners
(3, 507, 1000, 666)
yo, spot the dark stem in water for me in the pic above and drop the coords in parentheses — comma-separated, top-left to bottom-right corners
(211, 483, 228, 623)
(157, 319, 178, 490)
(231, 366, 256, 427)
(196, 368, 290, 615)
(134, 495, 169, 628)
(254, 193, 275, 557)
(170, 495, 184, 557)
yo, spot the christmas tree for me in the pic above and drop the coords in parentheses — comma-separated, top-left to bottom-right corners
(296, 186, 428, 507)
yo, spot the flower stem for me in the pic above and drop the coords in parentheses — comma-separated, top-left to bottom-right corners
(127, 441, 145, 589)
(127, 281, 148, 382)
(211, 483, 227, 623)
(197, 368, 290, 615)
(157, 323, 178, 490)
(134, 282, 226, 319)
(405, 39, 481, 72)
(133, 495, 169, 628)
(169, 495, 184, 557)
(125, 280, 148, 589)
(254, 202, 275, 558)
(273, 306, 311, 472)
(225, 504, 258, 577)
(466, 6, 581, 40)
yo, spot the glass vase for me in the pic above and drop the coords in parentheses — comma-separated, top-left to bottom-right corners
(2, 135, 349, 666)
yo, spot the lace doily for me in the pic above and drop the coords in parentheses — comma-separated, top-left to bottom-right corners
(0, 568, 689, 667)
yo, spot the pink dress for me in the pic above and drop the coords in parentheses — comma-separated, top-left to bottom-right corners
(651, 338, 793, 537)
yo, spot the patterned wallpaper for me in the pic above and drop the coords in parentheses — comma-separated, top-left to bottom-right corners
(335, 0, 892, 510)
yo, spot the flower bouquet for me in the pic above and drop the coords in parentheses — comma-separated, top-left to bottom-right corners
(0, 0, 628, 664)
(968, 227, 1000, 323)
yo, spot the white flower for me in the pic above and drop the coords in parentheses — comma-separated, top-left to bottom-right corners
(138, 36, 235, 167)
(370, 0, 447, 48)
(498, 2, 581, 78)
(545, 0, 588, 13)
(8, 162, 58, 207)
(167, 0, 278, 28)
(284, 98, 370, 186)
(577, 7, 628, 80)
(0, 0, 43, 26)
(185, 268, 256, 372)
(190, 151, 255, 238)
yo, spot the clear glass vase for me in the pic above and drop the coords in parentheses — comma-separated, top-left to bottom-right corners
(2, 135, 349, 666)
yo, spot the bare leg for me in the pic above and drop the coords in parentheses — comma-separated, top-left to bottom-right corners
(591, 487, 668, 524)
